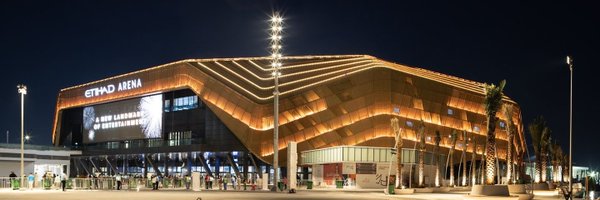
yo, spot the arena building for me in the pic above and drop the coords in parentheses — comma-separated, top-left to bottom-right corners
(51, 55, 525, 187)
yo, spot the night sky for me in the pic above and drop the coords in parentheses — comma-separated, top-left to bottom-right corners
(1, 1, 598, 167)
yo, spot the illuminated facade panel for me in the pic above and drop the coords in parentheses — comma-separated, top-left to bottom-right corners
(53, 55, 525, 166)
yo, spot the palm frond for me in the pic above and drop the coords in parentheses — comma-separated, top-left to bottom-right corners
(483, 80, 506, 116)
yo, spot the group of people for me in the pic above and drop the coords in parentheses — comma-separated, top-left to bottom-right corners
(196, 173, 256, 191)
(8, 171, 68, 191)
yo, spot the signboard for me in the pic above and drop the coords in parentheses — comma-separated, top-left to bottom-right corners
(342, 163, 356, 174)
(376, 163, 395, 175)
(356, 163, 376, 174)
(312, 164, 324, 185)
(83, 94, 163, 143)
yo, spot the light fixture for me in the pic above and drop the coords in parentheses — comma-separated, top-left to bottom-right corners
(17, 84, 27, 189)
(270, 11, 284, 192)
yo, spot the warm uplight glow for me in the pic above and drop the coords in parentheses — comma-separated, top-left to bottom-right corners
(53, 54, 525, 166)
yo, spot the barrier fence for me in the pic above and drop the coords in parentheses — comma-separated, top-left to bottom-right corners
(1, 176, 269, 191)
(0, 176, 190, 190)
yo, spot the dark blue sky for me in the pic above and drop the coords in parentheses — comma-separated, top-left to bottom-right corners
(1, 1, 598, 167)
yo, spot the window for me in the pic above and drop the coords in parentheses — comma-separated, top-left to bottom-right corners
(447, 108, 454, 115)
(499, 121, 506, 129)
(168, 131, 192, 146)
(393, 107, 400, 114)
(473, 126, 480, 133)
(164, 100, 171, 112)
(170, 95, 199, 112)
(406, 121, 413, 127)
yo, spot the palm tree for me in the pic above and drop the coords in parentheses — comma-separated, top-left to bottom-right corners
(433, 131, 442, 187)
(390, 117, 404, 188)
(470, 139, 478, 185)
(483, 80, 506, 185)
(461, 131, 468, 186)
(562, 155, 569, 183)
(480, 141, 486, 184)
(448, 130, 458, 187)
(528, 116, 551, 183)
(550, 141, 563, 183)
(503, 104, 515, 184)
(418, 121, 426, 187)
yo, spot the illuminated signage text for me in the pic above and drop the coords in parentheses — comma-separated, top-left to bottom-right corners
(84, 78, 142, 98)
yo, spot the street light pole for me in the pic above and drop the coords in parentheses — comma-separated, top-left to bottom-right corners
(567, 56, 573, 199)
(270, 13, 283, 192)
(17, 84, 27, 189)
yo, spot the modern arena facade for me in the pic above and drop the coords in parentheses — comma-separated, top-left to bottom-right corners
(52, 55, 526, 187)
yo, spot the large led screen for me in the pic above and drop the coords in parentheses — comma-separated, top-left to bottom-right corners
(83, 94, 163, 143)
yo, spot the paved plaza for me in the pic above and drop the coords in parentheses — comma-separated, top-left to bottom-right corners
(0, 189, 570, 200)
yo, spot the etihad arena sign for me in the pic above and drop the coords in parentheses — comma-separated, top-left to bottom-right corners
(84, 78, 143, 98)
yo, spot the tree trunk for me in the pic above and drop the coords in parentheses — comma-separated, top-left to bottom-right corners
(515, 150, 525, 180)
(433, 132, 441, 187)
(449, 133, 457, 187)
(471, 142, 478, 186)
(480, 141, 487, 185)
(395, 140, 403, 188)
(552, 161, 558, 183)
(541, 151, 548, 182)
(485, 116, 498, 185)
(535, 154, 542, 183)
(434, 148, 440, 187)
(462, 131, 467, 186)
(419, 149, 425, 187)
(418, 126, 425, 187)
(506, 132, 513, 184)
(450, 151, 454, 187)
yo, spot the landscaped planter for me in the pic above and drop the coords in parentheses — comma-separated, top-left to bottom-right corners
(11, 179, 20, 190)
(386, 184, 395, 194)
(335, 180, 343, 189)
(469, 185, 510, 197)
(43, 178, 52, 189)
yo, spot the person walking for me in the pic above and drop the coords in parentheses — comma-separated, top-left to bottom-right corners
(155, 175, 160, 190)
(199, 174, 203, 189)
(27, 173, 34, 190)
(209, 175, 214, 189)
(151, 175, 157, 190)
(217, 176, 222, 190)
(61, 171, 67, 192)
(204, 175, 209, 189)
(115, 173, 122, 190)
(185, 175, 191, 190)
(223, 174, 229, 190)
(54, 174, 61, 190)
(231, 176, 237, 190)
(33, 172, 38, 188)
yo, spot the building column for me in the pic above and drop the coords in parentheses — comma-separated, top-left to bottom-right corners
(187, 152, 193, 175)
(215, 157, 221, 177)
(243, 153, 249, 181)
(143, 154, 147, 178)
(164, 153, 169, 177)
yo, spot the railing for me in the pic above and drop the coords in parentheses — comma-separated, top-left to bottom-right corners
(0, 143, 74, 151)
(0, 176, 241, 190)
(70, 177, 188, 190)
(77, 138, 202, 151)
(0, 177, 15, 189)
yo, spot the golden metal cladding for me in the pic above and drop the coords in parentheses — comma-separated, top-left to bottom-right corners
(52, 55, 525, 165)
